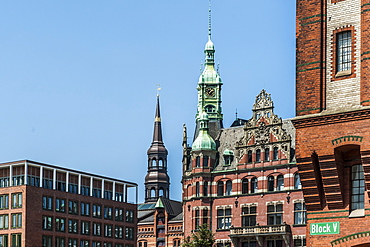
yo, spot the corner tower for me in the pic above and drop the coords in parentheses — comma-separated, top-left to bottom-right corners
(144, 96, 170, 203)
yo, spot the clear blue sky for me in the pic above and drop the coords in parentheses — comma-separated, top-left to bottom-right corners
(0, 1, 296, 202)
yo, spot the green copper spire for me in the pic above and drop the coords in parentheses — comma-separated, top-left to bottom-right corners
(195, 0, 223, 125)
(192, 112, 216, 151)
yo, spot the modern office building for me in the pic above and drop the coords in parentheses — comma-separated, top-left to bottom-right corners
(0, 160, 137, 247)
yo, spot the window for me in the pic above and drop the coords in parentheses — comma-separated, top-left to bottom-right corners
(195, 209, 200, 229)
(12, 176, 24, 186)
(0, 195, 8, 209)
(195, 182, 200, 197)
(256, 149, 261, 162)
(173, 239, 181, 247)
(11, 193, 22, 209)
(115, 245, 123, 247)
(294, 237, 306, 247)
(81, 221, 90, 235)
(104, 190, 113, 200)
(242, 179, 248, 194)
(251, 177, 258, 193)
(203, 156, 209, 167)
(242, 206, 257, 227)
(294, 173, 302, 189)
(28, 175, 40, 186)
(126, 210, 134, 223)
(247, 150, 252, 163)
(115, 208, 123, 221)
(294, 202, 307, 225)
(80, 240, 89, 247)
(139, 242, 148, 247)
(56, 198, 66, 212)
(42, 196, 52, 210)
(115, 225, 123, 239)
(224, 154, 233, 166)
(42, 235, 52, 247)
(273, 147, 279, 160)
(55, 218, 66, 232)
(265, 148, 270, 161)
(267, 240, 283, 247)
(104, 207, 113, 220)
(217, 208, 231, 229)
(203, 182, 208, 197)
(267, 204, 283, 225)
(11, 234, 21, 247)
(42, 216, 53, 230)
(205, 105, 215, 113)
(196, 156, 200, 167)
(81, 186, 90, 196)
(277, 175, 284, 191)
(68, 238, 77, 247)
(125, 227, 134, 240)
(69, 201, 78, 215)
(203, 208, 209, 225)
(92, 242, 101, 247)
(104, 243, 112, 247)
(81, 202, 90, 216)
(57, 181, 66, 192)
(93, 188, 102, 198)
(69, 184, 78, 194)
(56, 237, 65, 247)
(93, 223, 101, 236)
(11, 213, 22, 229)
(0, 214, 9, 229)
(241, 240, 257, 247)
(351, 164, 365, 211)
(93, 204, 101, 218)
(68, 219, 78, 233)
(217, 181, 224, 196)
(0, 234, 8, 247)
(104, 224, 113, 237)
(43, 178, 52, 189)
(0, 178, 9, 188)
(336, 31, 352, 73)
(268, 176, 275, 192)
(226, 180, 232, 196)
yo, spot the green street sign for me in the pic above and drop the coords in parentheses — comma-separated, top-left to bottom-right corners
(310, 222, 340, 235)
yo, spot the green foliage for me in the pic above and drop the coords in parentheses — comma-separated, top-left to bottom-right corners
(182, 224, 215, 247)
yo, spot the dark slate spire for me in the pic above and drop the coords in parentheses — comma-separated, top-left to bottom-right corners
(145, 95, 170, 203)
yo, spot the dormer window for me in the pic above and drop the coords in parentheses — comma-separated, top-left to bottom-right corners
(223, 150, 234, 166)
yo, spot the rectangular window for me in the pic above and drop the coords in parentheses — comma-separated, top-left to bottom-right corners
(336, 31, 352, 73)
(81, 186, 90, 196)
(57, 181, 66, 192)
(126, 210, 134, 223)
(125, 227, 134, 240)
(69, 184, 78, 194)
(68, 219, 78, 234)
(42, 196, 53, 210)
(217, 208, 231, 229)
(12, 176, 24, 186)
(115, 192, 124, 202)
(242, 206, 257, 227)
(42, 216, 53, 230)
(92, 242, 101, 247)
(93, 205, 101, 218)
(115, 245, 123, 247)
(267, 240, 283, 247)
(294, 202, 307, 225)
(0, 214, 9, 229)
(11, 233, 21, 247)
(28, 175, 40, 187)
(115, 225, 123, 239)
(68, 200, 78, 215)
(68, 238, 77, 247)
(104, 243, 112, 247)
(55, 218, 66, 232)
(81, 221, 90, 235)
(104, 207, 113, 220)
(352, 164, 365, 211)
(104, 191, 113, 200)
(93, 188, 101, 198)
(267, 204, 283, 225)
(81, 202, 90, 216)
(80, 240, 89, 247)
(0, 178, 9, 188)
(115, 208, 123, 221)
(0, 234, 8, 247)
(11, 213, 22, 229)
(56, 198, 66, 212)
(42, 235, 52, 247)
(104, 224, 113, 237)
(56, 237, 65, 247)
(11, 193, 22, 209)
(93, 223, 101, 236)
(294, 238, 306, 247)
(0, 195, 9, 209)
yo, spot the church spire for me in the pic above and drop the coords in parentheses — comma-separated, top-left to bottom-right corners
(145, 95, 170, 203)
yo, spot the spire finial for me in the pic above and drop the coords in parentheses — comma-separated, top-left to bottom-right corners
(235, 109, 238, 120)
(208, 0, 212, 40)
(156, 84, 161, 97)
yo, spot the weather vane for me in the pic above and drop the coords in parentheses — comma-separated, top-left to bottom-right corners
(156, 84, 161, 96)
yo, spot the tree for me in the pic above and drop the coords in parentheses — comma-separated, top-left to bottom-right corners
(182, 224, 215, 247)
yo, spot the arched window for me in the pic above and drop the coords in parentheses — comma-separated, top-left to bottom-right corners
(159, 188, 164, 197)
(203, 182, 208, 197)
(248, 150, 253, 163)
(265, 148, 270, 161)
(294, 173, 302, 189)
(203, 156, 209, 167)
(195, 182, 200, 197)
(256, 149, 261, 162)
(242, 178, 249, 194)
(277, 175, 284, 191)
(151, 188, 156, 198)
(158, 159, 163, 168)
(273, 147, 279, 160)
(186, 184, 191, 198)
(196, 156, 200, 167)
(251, 177, 258, 193)
(226, 180, 232, 196)
(150, 159, 156, 167)
(217, 181, 224, 196)
(205, 105, 216, 113)
(268, 176, 275, 192)
(203, 208, 209, 225)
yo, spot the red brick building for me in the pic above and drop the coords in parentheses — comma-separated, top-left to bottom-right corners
(293, 0, 370, 246)
(0, 160, 137, 247)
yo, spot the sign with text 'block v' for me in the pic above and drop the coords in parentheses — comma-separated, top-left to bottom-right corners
(310, 222, 340, 235)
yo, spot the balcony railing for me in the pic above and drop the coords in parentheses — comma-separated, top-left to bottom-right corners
(230, 224, 291, 236)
